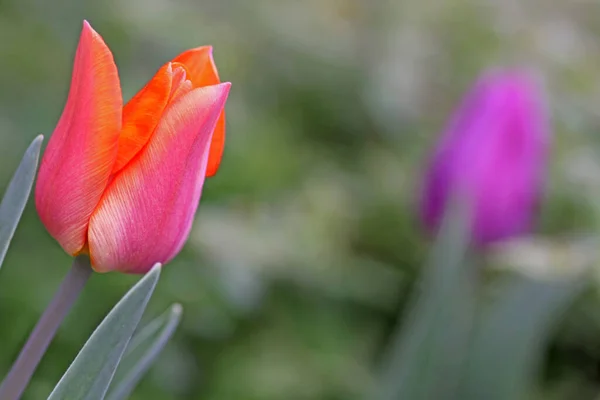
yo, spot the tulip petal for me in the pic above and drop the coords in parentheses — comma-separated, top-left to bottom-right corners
(112, 63, 173, 174)
(172, 46, 218, 87)
(172, 46, 225, 177)
(88, 83, 231, 273)
(35, 21, 122, 255)
(206, 112, 226, 177)
(168, 63, 193, 102)
(420, 70, 549, 246)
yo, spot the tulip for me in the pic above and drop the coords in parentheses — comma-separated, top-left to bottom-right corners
(35, 21, 231, 273)
(419, 69, 549, 246)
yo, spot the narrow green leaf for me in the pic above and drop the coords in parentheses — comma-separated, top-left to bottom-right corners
(107, 303, 182, 400)
(0, 135, 43, 268)
(48, 264, 162, 400)
(458, 273, 586, 400)
(375, 200, 477, 400)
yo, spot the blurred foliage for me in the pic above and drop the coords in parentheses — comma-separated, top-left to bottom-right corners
(1, 0, 600, 399)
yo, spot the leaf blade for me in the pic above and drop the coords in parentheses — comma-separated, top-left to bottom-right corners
(375, 200, 477, 400)
(107, 303, 182, 400)
(48, 264, 162, 400)
(0, 135, 43, 268)
(457, 273, 586, 400)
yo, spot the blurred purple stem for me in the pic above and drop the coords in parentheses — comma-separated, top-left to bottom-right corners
(0, 255, 92, 400)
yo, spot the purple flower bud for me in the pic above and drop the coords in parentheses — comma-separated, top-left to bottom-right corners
(420, 69, 550, 246)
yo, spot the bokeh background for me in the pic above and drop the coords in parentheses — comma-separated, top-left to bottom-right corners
(1, 0, 600, 399)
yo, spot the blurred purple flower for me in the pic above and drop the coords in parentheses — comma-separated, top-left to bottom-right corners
(420, 69, 550, 246)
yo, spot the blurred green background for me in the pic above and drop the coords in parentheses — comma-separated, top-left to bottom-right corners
(1, 0, 600, 399)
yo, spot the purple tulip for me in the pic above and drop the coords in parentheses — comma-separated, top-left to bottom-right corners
(420, 69, 550, 246)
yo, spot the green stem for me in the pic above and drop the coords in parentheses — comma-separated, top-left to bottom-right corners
(0, 255, 93, 400)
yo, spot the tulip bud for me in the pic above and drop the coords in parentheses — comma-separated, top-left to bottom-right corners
(420, 69, 550, 246)
(35, 21, 231, 273)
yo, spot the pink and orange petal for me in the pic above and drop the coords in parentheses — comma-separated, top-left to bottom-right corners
(35, 21, 122, 255)
(88, 83, 231, 273)
(173, 46, 225, 177)
(112, 63, 174, 174)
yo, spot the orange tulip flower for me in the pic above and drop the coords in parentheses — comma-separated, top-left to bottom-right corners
(35, 21, 231, 273)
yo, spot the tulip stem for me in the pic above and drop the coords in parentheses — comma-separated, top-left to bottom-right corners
(0, 254, 93, 400)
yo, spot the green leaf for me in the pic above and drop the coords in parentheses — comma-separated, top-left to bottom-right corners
(375, 200, 477, 400)
(457, 273, 586, 400)
(48, 264, 162, 400)
(0, 135, 43, 268)
(107, 303, 183, 400)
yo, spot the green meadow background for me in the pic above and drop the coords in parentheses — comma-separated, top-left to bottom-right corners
(1, 0, 600, 399)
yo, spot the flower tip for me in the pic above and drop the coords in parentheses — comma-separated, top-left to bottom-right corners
(80, 19, 100, 41)
(480, 67, 541, 90)
(197, 45, 213, 54)
(183, 45, 214, 62)
(209, 82, 232, 102)
(217, 82, 232, 100)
